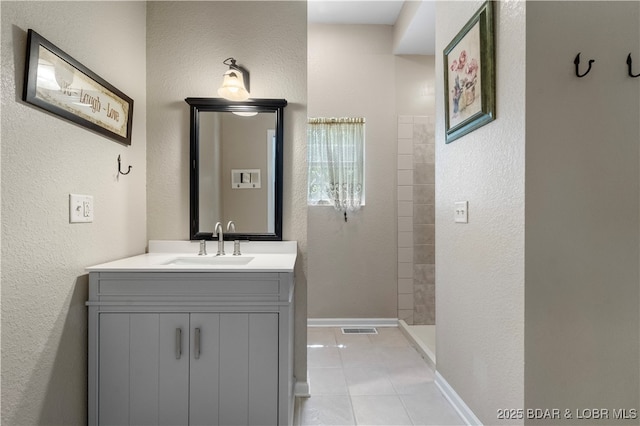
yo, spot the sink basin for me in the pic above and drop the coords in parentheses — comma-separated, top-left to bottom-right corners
(164, 256, 255, 266)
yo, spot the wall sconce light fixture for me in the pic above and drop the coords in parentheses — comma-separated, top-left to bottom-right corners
(217, 57, 250, 101)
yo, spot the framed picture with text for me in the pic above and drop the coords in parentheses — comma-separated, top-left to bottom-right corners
(23, 29, 133, 145)
(443, 1, 495, 144)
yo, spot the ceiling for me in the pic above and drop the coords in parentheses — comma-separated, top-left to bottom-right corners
(307, 0, 436, 55)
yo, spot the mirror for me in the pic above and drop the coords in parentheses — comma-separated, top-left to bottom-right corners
(185, 98, 287, 241)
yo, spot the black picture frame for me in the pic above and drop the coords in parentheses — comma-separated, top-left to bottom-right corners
(443, 1, 495, 144)
(23, 29, 133, 146)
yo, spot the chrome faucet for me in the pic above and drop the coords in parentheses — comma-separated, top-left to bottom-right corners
(214, 222, 225, 256)
(227, 221, 241, 256)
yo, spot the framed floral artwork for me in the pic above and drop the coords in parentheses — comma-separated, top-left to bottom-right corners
(443, 0, 495, 143)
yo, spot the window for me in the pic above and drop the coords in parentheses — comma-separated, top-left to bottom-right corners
(307, 117, 365, 216)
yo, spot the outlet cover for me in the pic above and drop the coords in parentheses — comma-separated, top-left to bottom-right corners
(69, 194, 94, 223)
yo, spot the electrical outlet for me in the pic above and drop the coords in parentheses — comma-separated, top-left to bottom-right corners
(455, 201, 468, 223)
(70, 194, 94, 223)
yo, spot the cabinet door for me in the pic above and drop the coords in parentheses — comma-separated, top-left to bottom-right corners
(99, 314, 130, 426)
(98, 313, 189, 426)
(158, 314, 190, 425)
(222, 313, 281, 426)
(189, 313, 279, 426)
(189, 314, 221, 426)
(247, 313, 279, 425)
(218, 314, 250, 426)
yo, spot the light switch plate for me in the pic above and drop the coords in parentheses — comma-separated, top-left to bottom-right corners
(455, 201, 468, 223)
(69, 194, 94, 223)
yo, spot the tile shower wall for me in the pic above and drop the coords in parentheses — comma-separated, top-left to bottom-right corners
(397, 116, 435, 325)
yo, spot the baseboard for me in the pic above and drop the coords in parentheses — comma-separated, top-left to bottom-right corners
(294, 380, 310, 398)
(435, 371, 482, 425)
(307, 318, 398, 327)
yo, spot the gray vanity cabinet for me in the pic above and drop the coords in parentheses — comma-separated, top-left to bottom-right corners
(87, 271, 295, 426)
(98, 313, 190, 425)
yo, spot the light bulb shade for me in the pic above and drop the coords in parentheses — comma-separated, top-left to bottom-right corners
(218, 69, 250, 101)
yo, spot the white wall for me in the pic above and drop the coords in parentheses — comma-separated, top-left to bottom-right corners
(1, 2, 147, 424)
(145, 0, 308, 385)
(525, 1, 640, 420)
(395, 55, 435, 117)
(307, 24, 398, 319)
(435, 1, 526, 423)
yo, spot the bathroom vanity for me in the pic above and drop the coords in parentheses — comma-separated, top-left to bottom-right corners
(86, 240, 297, 426)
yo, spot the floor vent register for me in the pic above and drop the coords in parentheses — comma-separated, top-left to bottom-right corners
(341, 327, 378, 335)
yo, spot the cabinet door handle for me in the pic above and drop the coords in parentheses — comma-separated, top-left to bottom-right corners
(175, 328, 182, 359)
(194, 327, 201, 360)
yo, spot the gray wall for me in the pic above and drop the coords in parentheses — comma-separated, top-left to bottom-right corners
(307, 24, 434, 321)
(436, 1, 640, 424)
(145, 0, 309, 385)
(435, 1, 526, 423)
(221, 113, 272, 232)
(525, 1, 640, 422)
(307, 24, 397, 319)
(1, 2, 147, 423)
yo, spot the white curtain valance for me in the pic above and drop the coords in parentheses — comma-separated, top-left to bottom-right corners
(308, 117, 365, 124)
(307, 117, 365, 218)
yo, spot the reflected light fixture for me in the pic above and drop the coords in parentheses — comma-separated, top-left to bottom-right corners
(217, 57, 250, 101)
(233, 111, 258, 117)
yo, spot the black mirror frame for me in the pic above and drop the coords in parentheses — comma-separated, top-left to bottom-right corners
(185, 97, 287, 241)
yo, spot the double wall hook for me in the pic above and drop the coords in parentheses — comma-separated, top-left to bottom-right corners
(627, 54, 640, 78)
(574, 53, 595, 78)
(118, 155, 132, 176)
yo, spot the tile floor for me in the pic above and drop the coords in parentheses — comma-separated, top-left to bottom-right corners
(294, 327, 464, 426)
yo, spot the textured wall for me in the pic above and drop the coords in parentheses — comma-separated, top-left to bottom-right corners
(1, 2, 147, 424)
(145, 0, 308, 384)
(435, 1, 526, 423)
(307, 24, 397, 319)
(525, 2, 640, 421)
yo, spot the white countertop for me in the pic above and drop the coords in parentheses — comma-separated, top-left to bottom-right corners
(86, 240, 297, 273)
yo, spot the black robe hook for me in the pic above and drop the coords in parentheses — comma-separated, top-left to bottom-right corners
(627, 54, 640, 78)
(118, 155, 132, 175)
(574, 53, 595, 78)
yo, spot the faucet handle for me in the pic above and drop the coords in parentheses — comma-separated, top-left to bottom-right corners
(198, 240, 207, 256)
(226, 220, 236, 233)
(233, 240, 241, 256)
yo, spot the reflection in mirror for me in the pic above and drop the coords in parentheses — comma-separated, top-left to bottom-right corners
(186, 98, 287, 241)
(198, 112, 275, 233)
